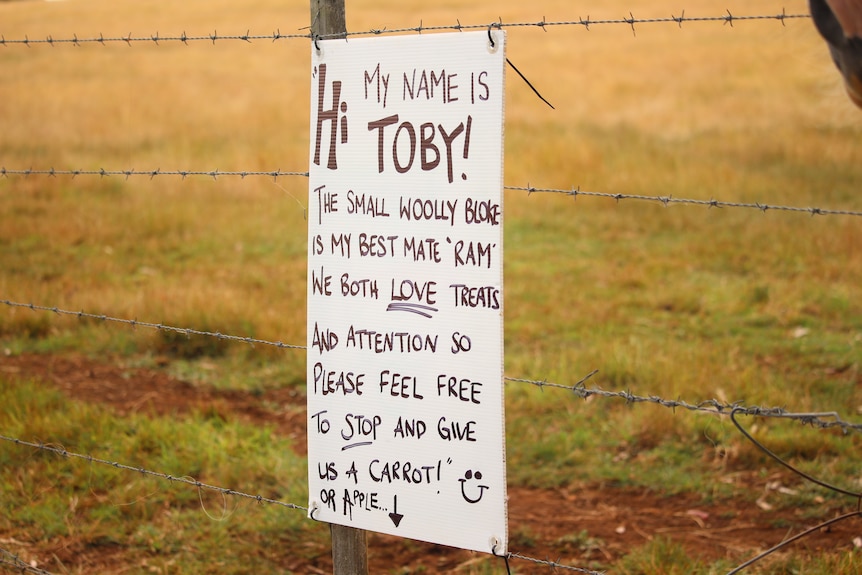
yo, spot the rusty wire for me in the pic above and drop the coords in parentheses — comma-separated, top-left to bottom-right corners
(506, 373, 862, 434)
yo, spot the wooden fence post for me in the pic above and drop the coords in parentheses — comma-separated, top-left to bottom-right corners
(310, 0, 346, 44)
(309, 1, 368, 574)
(329, 523, 369, 575)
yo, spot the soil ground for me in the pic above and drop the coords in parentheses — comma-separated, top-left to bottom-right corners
(1, 353, 859, 573)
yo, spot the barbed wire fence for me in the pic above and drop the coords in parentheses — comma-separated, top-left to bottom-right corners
(1, 299, 860, 574)
(2, 7, 861, 575)
(0, 10, 809, 47)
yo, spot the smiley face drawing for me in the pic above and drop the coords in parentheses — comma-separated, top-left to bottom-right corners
(459, 469, 489, 504)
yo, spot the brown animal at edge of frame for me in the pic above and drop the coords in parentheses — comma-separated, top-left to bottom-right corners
(810, 0, 862, 108)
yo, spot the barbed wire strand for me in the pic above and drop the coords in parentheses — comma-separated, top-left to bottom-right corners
(0, 300, 305, 351)
(332, 9, 808, 40)
(0, 434, 308, 513)
(510, 185, 862, 218)
(0, 168, 308, 180)
(506, 553, 604, 574)
(0, 30, 309, 47)
(3, 169, 861, 219)
(505, 373, 862, 434)
(0, 11, 809, 47)
(0, 548, 57, 575)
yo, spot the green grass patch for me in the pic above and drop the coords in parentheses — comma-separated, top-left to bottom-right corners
(0, 376, 325, 570)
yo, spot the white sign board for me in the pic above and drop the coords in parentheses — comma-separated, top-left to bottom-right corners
(307, 31, 507, 555)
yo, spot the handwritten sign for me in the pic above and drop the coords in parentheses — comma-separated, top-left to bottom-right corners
(307, 31, 507, 555)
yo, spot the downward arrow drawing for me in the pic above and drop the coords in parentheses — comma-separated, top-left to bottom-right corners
(389, 495, 403, 527)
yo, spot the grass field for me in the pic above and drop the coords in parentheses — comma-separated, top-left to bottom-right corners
(2, 0, 862, 573)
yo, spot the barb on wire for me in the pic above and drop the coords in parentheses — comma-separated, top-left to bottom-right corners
(726, 408, 862, 574)
(505, 375, 862, 434)
(0, 434, 308, 513)
(0, 168, 308, 180)
(0, 11, 811, 46)
(509, 185, 862, 218)
(0, 300, 307, 351)
(0, 548, 57, 575)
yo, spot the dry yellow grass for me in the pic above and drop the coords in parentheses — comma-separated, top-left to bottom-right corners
(1, 0, 859, 174)
(2, 0, 858, 159)
(2, 0, 861, 353)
